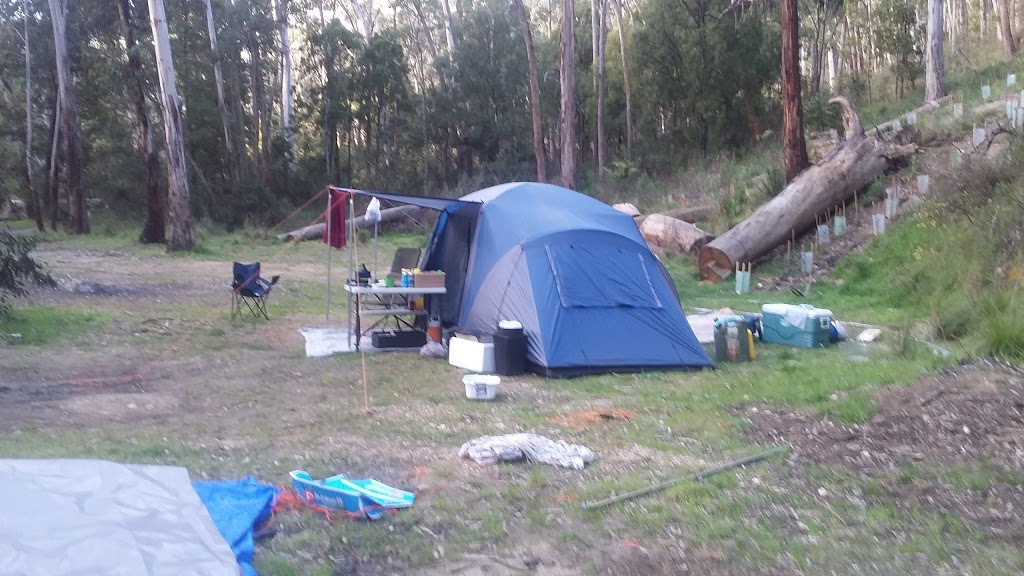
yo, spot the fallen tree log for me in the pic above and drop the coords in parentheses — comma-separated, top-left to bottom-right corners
(640, 214, 714, 255)
(871, 95, 953, 135)
(277, 205, 424, 242)
(633, 204, 712, 227)
(698, 97, 917, 281)
(657, 204, 712, 224)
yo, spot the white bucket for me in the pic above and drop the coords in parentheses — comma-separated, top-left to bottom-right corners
(463, 374, 500, 400)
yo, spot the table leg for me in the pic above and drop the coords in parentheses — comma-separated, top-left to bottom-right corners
(355, 291, 361, 352)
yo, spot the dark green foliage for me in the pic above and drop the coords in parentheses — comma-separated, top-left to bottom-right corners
(873, 0, 924, 98)
(631, 0, 780, 163)
(802, 93, 842, 133)
(0, 231, 55, 315)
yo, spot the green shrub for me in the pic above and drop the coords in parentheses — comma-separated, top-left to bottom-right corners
(935, 301, 974, 340)
(0, 232, 56, 317)
(978, 290, 1024, 359)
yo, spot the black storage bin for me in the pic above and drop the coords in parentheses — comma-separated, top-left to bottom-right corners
(372, 330, 426, 349)
(493, 323, 528, 376)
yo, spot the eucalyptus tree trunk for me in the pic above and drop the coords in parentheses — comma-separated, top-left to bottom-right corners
(781, 0, 809, 182)
(203, 0, 239, 190)
(411, 0, 447, 85)
(248, 29, 271, 187)
(148, 0, 194, 250)
(47, 0, 89, 234)
(809, 41, 823, 93)
(440, 0, 456, 56)
(559, 0, 577, 190)
(982, 0, 989, 40)
(591, 0, 598, 99)
(926, 0, 948, 102)
(46, 95, 60, 230)
(596, 0, 608, 182)
(277, 0, 295, 163)
(614, 0, 633, 157)
(514, 0, 547, 182)
(118, 0, 165, 244)
(996, 0, 1017, 56)
(351, 0, 372, 38)
(24, 0, 43, 232)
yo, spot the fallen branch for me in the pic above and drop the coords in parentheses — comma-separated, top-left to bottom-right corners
(580, 445, 788, 511)
(871, 95, 953, 136)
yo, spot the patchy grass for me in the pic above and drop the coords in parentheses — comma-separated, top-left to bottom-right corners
(0, 306, 107, 345)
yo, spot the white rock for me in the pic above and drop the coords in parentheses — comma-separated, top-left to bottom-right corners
(817, 487, 829, 497)
(857, 328, 882, 342)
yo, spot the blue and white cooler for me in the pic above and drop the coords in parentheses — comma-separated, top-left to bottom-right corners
(761, 304, 833, 349)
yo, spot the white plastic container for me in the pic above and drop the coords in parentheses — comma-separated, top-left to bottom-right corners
(463, 374, 500, 400)
(448, 336, 495, 373)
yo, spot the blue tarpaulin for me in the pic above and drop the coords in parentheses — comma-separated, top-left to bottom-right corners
(193, 477, 280, 576)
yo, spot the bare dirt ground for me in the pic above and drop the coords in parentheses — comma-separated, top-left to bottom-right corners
(749, 359, 1024, 551)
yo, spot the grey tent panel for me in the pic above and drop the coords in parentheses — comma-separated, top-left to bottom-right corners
(0, 459, 238, 576)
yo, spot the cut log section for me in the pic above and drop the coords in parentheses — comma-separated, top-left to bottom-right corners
(656, 204, 712, 224)
(640, 214, 714, 255)
(277, 205, 430, 242)
(633, 204, 711, 228)
(698, 97, 917, 281)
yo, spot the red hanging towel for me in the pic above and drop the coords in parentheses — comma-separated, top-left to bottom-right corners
(323, 189, 348, 249)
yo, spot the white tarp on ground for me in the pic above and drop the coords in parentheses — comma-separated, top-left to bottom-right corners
(299, 327, 367, 356)
(685, 307, 735, 344)
(0, 459, 238, 576)
(299, 327, 422, 357)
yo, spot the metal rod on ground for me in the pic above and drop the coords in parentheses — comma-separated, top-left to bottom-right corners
(579, 446, 788, 511)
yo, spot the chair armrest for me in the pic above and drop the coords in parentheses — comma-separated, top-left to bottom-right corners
(257, 275, 280, 291)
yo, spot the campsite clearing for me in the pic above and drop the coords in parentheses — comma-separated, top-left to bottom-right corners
(3, 227, 1023, 575)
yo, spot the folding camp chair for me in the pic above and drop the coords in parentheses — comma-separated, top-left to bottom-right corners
(386, 248, 422, 283)
(231, 262, 280, 320)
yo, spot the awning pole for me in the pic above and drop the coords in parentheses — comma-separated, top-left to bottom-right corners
(349, 191, 355, 284)
(325, 190, 332, 322)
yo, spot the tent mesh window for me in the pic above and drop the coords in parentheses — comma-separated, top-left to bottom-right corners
(544, 243, 663, 309)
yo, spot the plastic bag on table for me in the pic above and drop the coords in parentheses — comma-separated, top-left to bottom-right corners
(365, 197, 382, 224)
(420, 339, 447, 358)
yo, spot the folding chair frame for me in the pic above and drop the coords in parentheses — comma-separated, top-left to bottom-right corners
(231, 262, 280, 321)
(232, 290, 272, 320)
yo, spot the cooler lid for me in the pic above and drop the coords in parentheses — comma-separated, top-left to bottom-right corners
(761, 303, 811, 315)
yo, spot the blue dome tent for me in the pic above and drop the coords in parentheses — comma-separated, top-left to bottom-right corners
(349, 182, 714, 376)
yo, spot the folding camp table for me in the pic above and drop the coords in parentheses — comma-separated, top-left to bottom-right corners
(344, 284, 447, 351)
